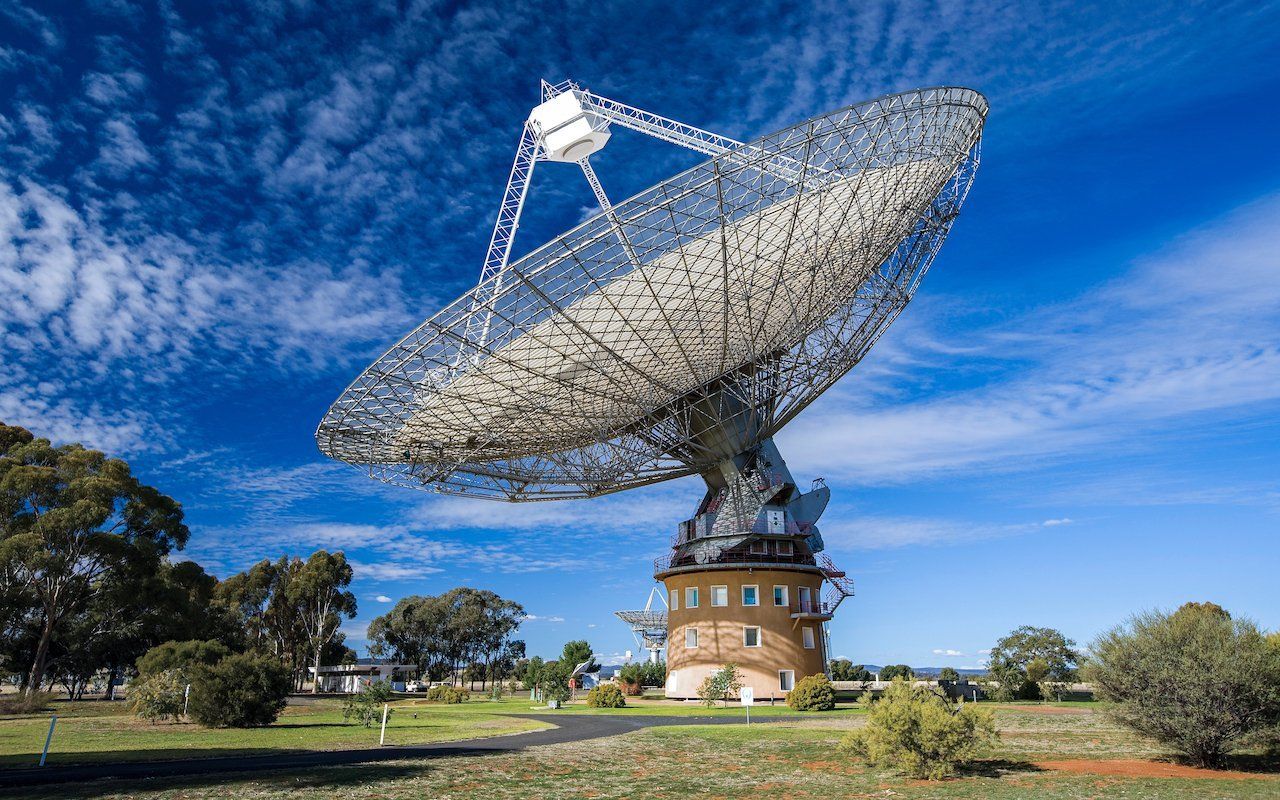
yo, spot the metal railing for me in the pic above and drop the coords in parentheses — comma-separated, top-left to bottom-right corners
(790, 599, 836, 616)
(654, 547, 819, 575)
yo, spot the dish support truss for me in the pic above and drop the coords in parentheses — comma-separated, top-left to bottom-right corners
(462, 80, 764, 354)
(317, 84, 987, 499)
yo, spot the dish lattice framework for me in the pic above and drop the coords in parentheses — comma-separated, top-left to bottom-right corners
(317, 85, 986, 500)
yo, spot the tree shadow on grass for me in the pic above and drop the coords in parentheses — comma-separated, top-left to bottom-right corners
(1198, 752, 1280, 775)
(955, 759, 1046, 778)
(8, 762, 438, 800)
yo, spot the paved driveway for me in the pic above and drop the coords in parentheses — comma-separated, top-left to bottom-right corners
(0, 713, 796, 790)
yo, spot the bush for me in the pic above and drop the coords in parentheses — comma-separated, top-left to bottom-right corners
(842, 679, 996, 780)
(697, 663, 743, 707)
(879, 664, 914, 681)
(129, 670, 186, 723)
(1089, 603, 1280, 768)
(586, 683, 627, 708)
(187, 654, 291, 728)
(618, 660, 667, 694)
(787, 674, 836, 711)
(343, 681, 394, 727)
(829, 659, 873, 682)
(0, 691, 55, 715)
(136, 640, 230, 680)
(639, 660, 666, 687)
(426, 684, 470, 703)
(540, 660, 572, 705)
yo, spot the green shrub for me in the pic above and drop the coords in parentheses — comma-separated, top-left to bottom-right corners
(129, 670, 186, 723)
(697, 663, 743, 707)
(187, 654, 291, 728)
(787, 673, 836, 711)
(1089, 602, 1280, 768)
(342, 681, 394, 727)
(136, 640, 230, 680)
(842, 679, 996, 780)
(540, 660, 572, 705)
(426, 684, 470, 703)
(586, 683, 626, 708)
(639, 660, 666, 687)
(0, 691, 55, 715)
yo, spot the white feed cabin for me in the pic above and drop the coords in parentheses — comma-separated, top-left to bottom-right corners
(528, 90, 611, 162)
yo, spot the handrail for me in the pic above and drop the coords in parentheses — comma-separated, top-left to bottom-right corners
(654, 548, 818, 574)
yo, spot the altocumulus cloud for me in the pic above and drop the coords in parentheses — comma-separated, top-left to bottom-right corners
(781, 194, 1280, 484)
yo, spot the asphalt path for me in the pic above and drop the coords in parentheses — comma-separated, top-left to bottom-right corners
(0, 712, 799, 791)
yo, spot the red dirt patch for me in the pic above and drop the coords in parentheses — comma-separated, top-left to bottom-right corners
(1002, 704, 1090, 715)
(1034, 759, 1272, 780)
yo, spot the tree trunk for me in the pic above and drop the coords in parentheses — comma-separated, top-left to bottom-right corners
(25, 612, 56, 696)
(312, 644, 322, 694)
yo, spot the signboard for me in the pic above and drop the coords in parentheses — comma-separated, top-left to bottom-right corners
(740, 687, 754, 706)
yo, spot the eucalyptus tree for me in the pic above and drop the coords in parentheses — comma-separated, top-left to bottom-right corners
(369, 587, 524, 683)
(286, 550, 357, 693)
(0, 423, 188, 694)
(987, 626, 1080, 700)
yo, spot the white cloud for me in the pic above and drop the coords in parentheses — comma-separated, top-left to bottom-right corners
(821, 514, 1043, 550)
(1042, 518, 1073, 527)
(522, 614, 566, 623)
(783, 194, 1280, 486)
(932, 649, 964, 657)
(340, 621, 369, 640)
(374, 595, 392, 603)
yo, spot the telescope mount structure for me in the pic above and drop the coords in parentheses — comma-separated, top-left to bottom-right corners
(615, 587, 670, 664)
(318, 80, 988, 699)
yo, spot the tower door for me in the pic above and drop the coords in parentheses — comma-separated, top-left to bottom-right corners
(798, 586, 812, 612)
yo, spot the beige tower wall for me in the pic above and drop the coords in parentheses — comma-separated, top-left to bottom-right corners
(662, 568, 828, 700)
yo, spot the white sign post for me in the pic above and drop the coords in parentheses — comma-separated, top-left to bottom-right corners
(739, 687, 754, 725)
(379, 703, 389, 746)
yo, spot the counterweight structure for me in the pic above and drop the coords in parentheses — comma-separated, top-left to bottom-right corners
(318, 81, 987, 698)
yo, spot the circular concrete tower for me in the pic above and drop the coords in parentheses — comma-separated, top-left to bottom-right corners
(654, 439, 852, 699)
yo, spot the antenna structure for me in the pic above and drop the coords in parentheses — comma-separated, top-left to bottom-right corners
(614, 586, 670, 664)
(318, 80, 987, 698)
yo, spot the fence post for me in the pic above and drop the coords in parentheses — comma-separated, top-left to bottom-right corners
(39, 715, 57, 767)
(379, 703, 389, 746)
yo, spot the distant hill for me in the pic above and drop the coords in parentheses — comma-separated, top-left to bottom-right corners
(860, 665, 986, 677)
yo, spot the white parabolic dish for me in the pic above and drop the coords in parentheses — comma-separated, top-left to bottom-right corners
(318, 87, 988, 500)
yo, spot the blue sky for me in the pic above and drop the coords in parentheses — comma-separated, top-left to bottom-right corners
(2, 0, 1278, 668)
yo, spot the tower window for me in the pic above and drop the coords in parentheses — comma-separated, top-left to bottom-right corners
(711, 585, 728, 606)
(743, 626, 761, 647)
(685, 586, 699, 608)
(685, 628, 699, 648)
(802, 626, 816, 649)
(777, 540, 794, 556)
(741, 585, 759, 606)
(669, 589, 678, 611)
(773, 585, 788, 606)
(779, 670, 795, 691)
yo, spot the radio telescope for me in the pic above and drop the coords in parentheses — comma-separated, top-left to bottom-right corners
(615, 587, 669, 664)
(318, 80, 987, 697)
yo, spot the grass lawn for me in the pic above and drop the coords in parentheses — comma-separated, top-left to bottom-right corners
(7, 703, 1277, 798)
(0, 696, 549, 768)
(470, 694, 866, 717)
